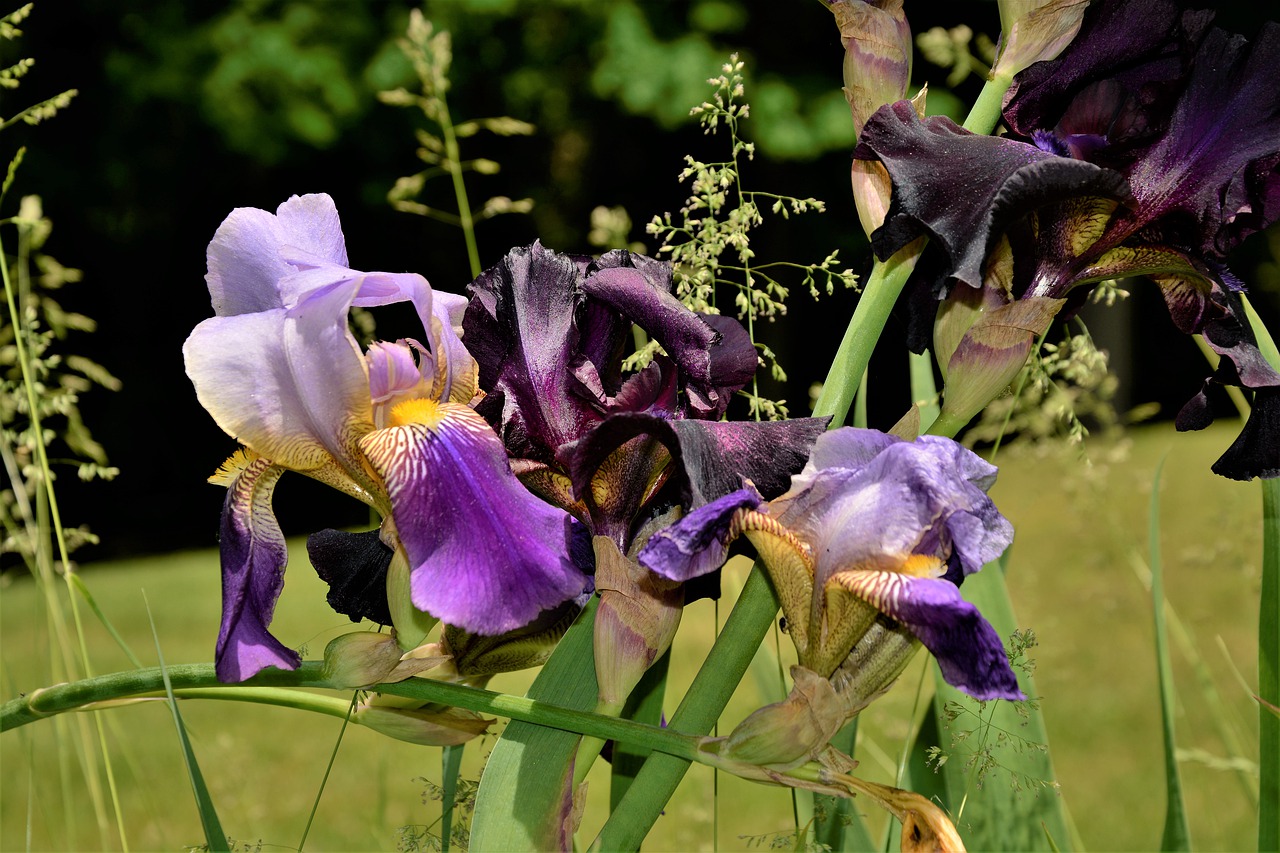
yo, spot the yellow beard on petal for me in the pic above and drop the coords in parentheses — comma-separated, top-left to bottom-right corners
(389, 398, 449, 430)
(208, 447, 261, 486)
(894, 553, 947, 578)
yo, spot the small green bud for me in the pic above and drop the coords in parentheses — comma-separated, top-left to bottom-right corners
(717, 667, 848, 770)
(993, 0, 1090, 79)
(593, 535, 683, 711)
(353, 701, 492, 747)
(937, 296, 1066, 429)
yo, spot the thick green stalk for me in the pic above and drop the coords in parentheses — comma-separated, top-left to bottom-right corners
(592, 568, 780, 851)
(812, 248, 919, 427)
(961, 72, 1014, 134)
(0, 663, 705, 763)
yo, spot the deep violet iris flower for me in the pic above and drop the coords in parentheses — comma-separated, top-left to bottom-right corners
(183, 194, 590, 682)
(852, 0, 1280, 479)
(462, 242, 830, 552)
(639, 428, 1023, 704)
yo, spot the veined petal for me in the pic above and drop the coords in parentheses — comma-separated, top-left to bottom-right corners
(358, 400, 592, 635)
(771, 432, 1011, 586)
(184, 275, 373, 481)
(829, 569, 1023, 700)
(212, 451, 300, 682)
(637, 486, 764, 583)
(464, 242, 593, 461)
(205, 193, 348, 317)
(853, 100, 1129, 289)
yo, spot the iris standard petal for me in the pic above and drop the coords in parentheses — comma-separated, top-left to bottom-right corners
(184, 275, 374, 482)
(771, 437, 1012, 585)
(830, 570, 1023, 700)
(204, 194, 349, 317)
(464, 242, 591, 461)
(358, 400, 593, 635)
(212, 452, 300, 682)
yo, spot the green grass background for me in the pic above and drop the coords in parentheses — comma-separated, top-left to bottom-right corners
(0, 422, 1263, 851)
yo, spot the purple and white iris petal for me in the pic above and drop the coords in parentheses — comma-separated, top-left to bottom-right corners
(833, 570, 1023, 701)
(214, 456, 299, 682)
(638, 486, 765, 583)
(358, 403, 593, 635)
(205, 194, 349, 317)
(184, 278, 371, 479)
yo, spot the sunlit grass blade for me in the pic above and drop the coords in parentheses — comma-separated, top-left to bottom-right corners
(67, 575, 143, 669)
(1261, 476, 1279, 851)
(610, 649, 670, 811)
(1148, 459, 1192, 850)
(439, 742, 465, 853)
(812, 720, 876, 852)
(469, 597, 599, 851)
(144, 596, 228, 853)
(298, 692, 358, 852)
(922, 563, 1074, 851)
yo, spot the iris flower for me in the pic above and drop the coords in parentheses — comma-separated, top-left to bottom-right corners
(463, 241, 830, 553)
(852, 0, 1280, 478)
(639, 428, 1023, 706)
(184, 194, 591, 682)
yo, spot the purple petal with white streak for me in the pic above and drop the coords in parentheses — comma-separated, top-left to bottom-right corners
(836, 571, 1022, 700)
(215, 457, 300, 682)
(359, 404, 593, 634)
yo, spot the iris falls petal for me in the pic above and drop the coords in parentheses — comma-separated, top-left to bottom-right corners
(212, 452, 300, 682)
(831, 569, 1023, 701)
(359, 400, 592, 635)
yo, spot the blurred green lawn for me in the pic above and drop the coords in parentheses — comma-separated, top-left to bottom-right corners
(0, 422, 1263, 851)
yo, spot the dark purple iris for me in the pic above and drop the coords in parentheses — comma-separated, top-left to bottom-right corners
(462, 242, 830, 553)
(852, 0, 1280, 479)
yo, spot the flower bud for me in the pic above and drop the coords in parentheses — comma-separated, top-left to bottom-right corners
(593, 535, 683, 711)
(714, 666, 848, 770)
(323, 632, 454, 688)
(831, 0, 912, 138)
(353, 701, 492, 747)
(936, 296, 1066, 431)
(992, 0, 1090, 79)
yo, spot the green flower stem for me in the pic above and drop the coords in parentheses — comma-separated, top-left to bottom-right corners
(961, 71, 1014, 134)
(812, 246, 920, 426)
(0, 663, 704, 763)
(593, 567, 780, 851)
(1241, 294, 1279, 852)
(925, 409, 969, 439)
(437, 96, 482, 279)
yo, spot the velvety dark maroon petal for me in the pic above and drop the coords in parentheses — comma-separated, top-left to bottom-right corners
(1123, 23, 1280, 258)
(307, 528, 395, 626)
(1003, 0, 1211, 154)
(464, 242, 596, 461)
(853, 101, 1128, 289)
(562, 412, 830, 518)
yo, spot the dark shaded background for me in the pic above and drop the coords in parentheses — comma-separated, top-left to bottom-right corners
(5, 0, 1277, 564)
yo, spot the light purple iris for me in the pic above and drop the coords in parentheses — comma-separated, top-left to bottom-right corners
(639, 428, 1023, 702)
(184, 194, 591, 682)
(462, 242, 829, 552)
(852, 1, 1280, 480)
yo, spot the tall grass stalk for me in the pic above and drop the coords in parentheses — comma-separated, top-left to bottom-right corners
(2, 215, 127, 850)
